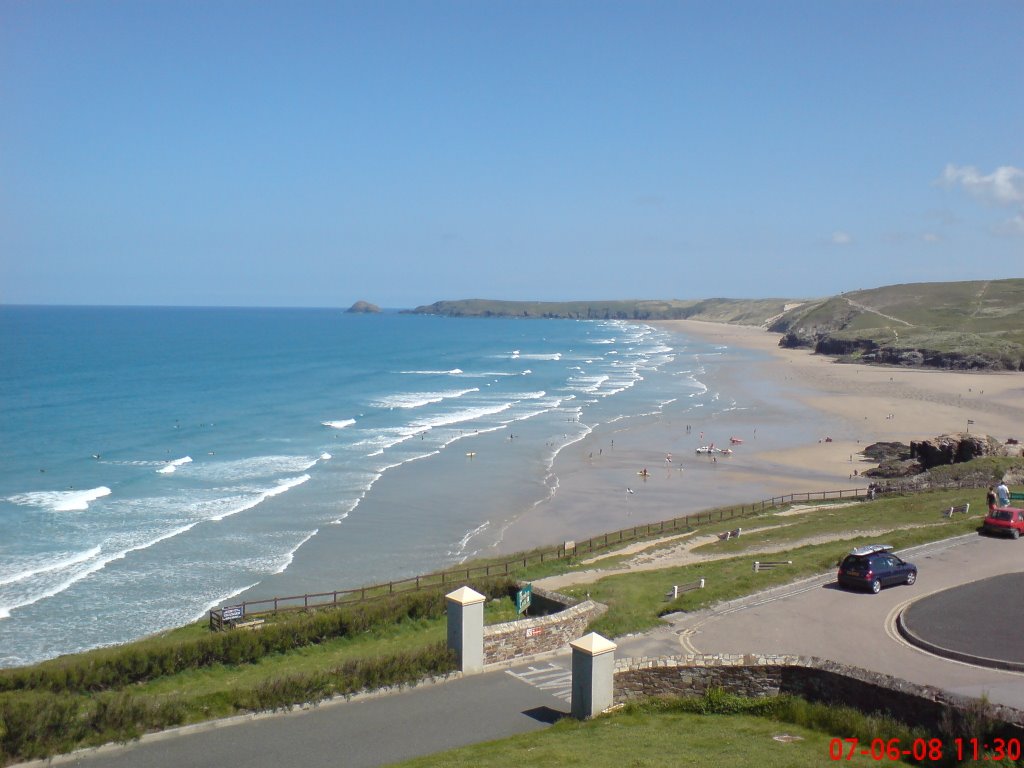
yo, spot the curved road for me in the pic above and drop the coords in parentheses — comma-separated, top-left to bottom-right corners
(667, 533, 1024, 708)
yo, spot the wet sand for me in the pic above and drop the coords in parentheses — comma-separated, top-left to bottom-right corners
(495, 320, 1024, 554)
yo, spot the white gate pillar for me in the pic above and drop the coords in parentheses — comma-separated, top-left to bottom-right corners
(570, 632, 617, 719)
(446, 586, 485, 674)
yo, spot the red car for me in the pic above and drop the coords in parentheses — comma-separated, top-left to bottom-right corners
(982, 506, 1024, 539)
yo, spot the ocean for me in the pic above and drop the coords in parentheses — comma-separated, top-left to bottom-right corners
(0, 305, 748, 667)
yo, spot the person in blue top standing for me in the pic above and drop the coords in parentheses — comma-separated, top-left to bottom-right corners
(996, 480, 1011, 507)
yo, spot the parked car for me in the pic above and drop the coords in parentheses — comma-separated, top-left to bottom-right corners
(982, 506, 1024, 539)
(836, 544, 917, 594)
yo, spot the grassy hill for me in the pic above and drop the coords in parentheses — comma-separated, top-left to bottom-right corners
(406, 278, 1024, 370)
(769, 279, 1024, 370)
(405, 298, 793, 326)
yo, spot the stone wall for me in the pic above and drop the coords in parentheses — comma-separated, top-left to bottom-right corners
(483, 587, 606, 664)
(615, 654, 1024, 739)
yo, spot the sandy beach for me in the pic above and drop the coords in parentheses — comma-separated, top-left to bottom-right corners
(495, 320, 1024, 555)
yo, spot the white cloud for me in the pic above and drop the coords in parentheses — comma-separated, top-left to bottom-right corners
(940, 164, 1024, 235)
(940, 164, 1024, 205)
(831, 231, 853, 246)
(921, 232, 941, 243)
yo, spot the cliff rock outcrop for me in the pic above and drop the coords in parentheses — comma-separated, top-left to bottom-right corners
(909, 433, 1003, 469)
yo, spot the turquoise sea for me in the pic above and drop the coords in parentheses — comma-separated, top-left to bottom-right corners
(0, 306, 743, 667)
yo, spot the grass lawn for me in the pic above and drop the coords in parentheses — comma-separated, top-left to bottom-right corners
(393, 704, 911, 768)
(135, 597, 522, 709)
(532, 489, 983, 638)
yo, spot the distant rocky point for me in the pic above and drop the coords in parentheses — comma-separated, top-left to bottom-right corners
(346, 301, 381, 314)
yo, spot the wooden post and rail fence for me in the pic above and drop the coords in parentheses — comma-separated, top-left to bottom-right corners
(208, 481, 973, 630)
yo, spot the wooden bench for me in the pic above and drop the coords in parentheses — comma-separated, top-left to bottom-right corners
(717, 527, 742, 541)
(233, 619, 265, 631)
(943, 503, 970, 518)
(753, 560, 792, 573)
(665, 578, 705, 601)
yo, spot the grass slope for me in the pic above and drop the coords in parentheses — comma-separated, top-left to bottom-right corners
(770, 278, 1024, 369)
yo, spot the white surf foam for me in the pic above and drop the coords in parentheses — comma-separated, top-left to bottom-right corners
(372, 388, 479, 410)
(451, 371, 518, 378)
(188, 455, 318, 482)
(195, 581, 261, 621)
(157, 456, 192, 474)
(410, 402, 513, 431)
(0, 546, 103, 587)
(0, 523, 199, 618)
(7, 486, 113, 513)
(272, 529, 318, 575)
(511, 352, 562, 361)
(322, 419, 356, 429)
(208, 474, 311, 521)
(449, 521, 490, 561)
(400, 368, 464, 375)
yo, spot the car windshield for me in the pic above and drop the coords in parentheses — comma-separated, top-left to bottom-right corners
(992, 510, 1013, 521)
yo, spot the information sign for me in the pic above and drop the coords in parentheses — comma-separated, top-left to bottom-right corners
(222, 605, 244, 621)
(516, 584, 532, 615)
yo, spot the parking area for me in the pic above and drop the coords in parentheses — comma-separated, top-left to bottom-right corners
(668, 532, 1024, 709)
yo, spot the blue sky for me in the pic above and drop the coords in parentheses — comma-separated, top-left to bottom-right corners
(2, 1, 1021, 308)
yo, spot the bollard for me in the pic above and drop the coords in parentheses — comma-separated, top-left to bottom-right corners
(446, 586, 485, 674)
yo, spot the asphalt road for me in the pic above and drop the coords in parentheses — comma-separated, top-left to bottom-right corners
(900, 572, 1024, 666)
(35, 665, 571, 768)
(17, 531, 1024, 767)
(672, 532, 1024, 708)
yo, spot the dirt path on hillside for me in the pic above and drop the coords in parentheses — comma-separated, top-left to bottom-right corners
(534, 502, 907, 592)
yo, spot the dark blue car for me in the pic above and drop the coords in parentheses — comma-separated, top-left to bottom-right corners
(837, 544, 917, 594)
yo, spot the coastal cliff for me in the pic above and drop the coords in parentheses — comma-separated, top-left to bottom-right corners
(770, 279, 1024, 371)
(407, 279, 1024, 372)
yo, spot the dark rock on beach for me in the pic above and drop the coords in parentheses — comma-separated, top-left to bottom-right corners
(910, 433, 1002, 469)
(862, 442, 911, 463)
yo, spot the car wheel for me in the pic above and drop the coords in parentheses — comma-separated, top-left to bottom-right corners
(1013, 529, 1020, 540)
(871, 579, 881, 594)
(906, 572, 917, 585)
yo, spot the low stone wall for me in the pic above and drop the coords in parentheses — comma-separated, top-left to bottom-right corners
(483, 587, 606, 665)
(615, 654, 1024, 738)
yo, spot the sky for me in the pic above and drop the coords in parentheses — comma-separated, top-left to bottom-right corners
(1, 1, 1022, 308)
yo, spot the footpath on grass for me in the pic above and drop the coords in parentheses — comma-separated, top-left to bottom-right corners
(534, 501, 893, 591)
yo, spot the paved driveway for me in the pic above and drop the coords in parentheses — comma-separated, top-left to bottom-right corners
(32, 664, 570, 768)
(666, 533, 1024, 708)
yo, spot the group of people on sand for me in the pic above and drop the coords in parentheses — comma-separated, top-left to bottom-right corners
(987, 481, 1012, 510)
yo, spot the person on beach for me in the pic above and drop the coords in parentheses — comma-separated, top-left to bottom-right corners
(996, 481, 1011, 507)
(987, 486, 998, 510)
